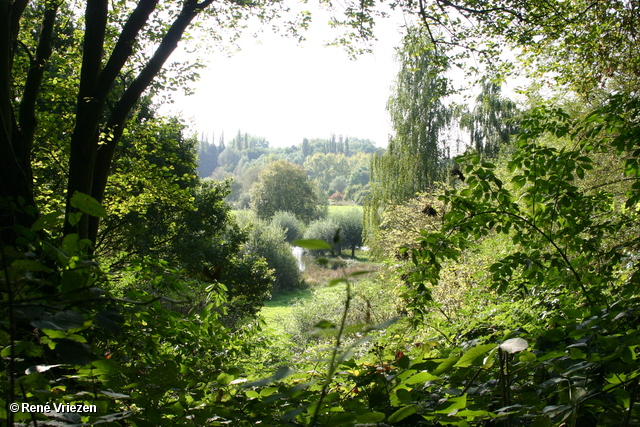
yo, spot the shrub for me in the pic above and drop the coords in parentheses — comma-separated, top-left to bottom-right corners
(329, 208, 363, 257)
(270, 210, 304, 243)
(285, 279, 400, 346)
(328, 192, 344, 202)
(303, 218, 341, 255)
(245, 222, 302, 293)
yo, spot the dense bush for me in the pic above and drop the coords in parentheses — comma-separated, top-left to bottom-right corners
(270, 210, 304, 243)
(285, 279, 399, 346)
(245, 221, 302, 293)
(329, 208, 364, 257)
(303, 217, 341, 255)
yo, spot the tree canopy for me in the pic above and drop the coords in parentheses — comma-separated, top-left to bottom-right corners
(3, 0, 640, 426)
(250, 160, 320, 222)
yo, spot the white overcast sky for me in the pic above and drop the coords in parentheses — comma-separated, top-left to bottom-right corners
(160, 7, 407, 148)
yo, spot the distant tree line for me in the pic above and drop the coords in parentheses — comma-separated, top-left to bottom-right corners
(196, 132, 379, 207)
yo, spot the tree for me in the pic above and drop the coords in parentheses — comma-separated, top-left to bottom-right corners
(244, 221, 301, 293)
(302, 138, 310, 158)
(0, 0, 306, 246)
(304, 152, 351, 192)
(218, 147, 242, 172)
(330, 176, 348, 194)
(365, 28, 452, 234)
(196, 137, 219, 178)
(271, 210, 304, 243)
(250, 160, 320, 222)
(331, 208, 363, 257)
(460, 80, 519, 158)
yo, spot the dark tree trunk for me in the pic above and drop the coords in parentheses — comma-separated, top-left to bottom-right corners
(0, 0, 43, 245)
(2, 0, 215, 246)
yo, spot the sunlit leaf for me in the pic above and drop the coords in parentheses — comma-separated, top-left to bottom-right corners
(70, 191, 107, 218)
(25, 364, 63, 375)
(388, 405, 416, 423)
(455, 344, 496, 367)
(500, 338, 528, 354)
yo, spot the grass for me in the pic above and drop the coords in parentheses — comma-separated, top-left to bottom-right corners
(261, 287, 314, 336)
(303, 258, 379, 287)
(260, 256, 380, 334)
(327, 205, 363, 215)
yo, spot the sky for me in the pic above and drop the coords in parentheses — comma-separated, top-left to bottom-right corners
(160, 8, 407, 149)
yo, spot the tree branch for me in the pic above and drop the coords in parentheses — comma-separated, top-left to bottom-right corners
(88, 0, 212, 242)
(64, 0, 109, 238)
(18, 1, 59, 165)
(93, 0, 160, 107)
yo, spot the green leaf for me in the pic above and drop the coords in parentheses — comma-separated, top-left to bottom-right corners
(293, 239, 331, 250)
(396, 388, 412, 403)
(62, 233, 79, 254)
(348, 270, 375, 277)
(397, 354, 411, 369)
(388, 405, 417, 423)
(70, 191, 107, 218)
(435, 395, 467, 414)
(260, 387, 278, 397)
(245, 390, 260, 399)
(11, 259, 53, 273)
(217, 372, 235, 385)
(405, 371, 439, 384)
(282, 406, 307, 421)
(31, 211, 63, 231)
(432, 357, 460, 375)
(68, 211, 83, 226)
(100, 390, 130, 399)
(60, 270, 85, 293)
(243, 366, 294, 388)
(92, 359, 121, 375)
(329, 278, 347, 287)
(356, 412, 385, 423)
(95, 309, 124, 333)
(455, 344, 497, 367)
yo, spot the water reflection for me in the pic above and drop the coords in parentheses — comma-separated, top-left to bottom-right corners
(291, 246, 311, 271)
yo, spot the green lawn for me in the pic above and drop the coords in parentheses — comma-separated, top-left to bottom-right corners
(260, 288, 313, 336)
(327, 205, 363, 215)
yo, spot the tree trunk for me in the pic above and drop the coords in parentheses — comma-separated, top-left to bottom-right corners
(0, 0, 37, 245)
(2, 0, 214, 246)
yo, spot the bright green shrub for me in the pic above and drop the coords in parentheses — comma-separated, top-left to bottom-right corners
(285, 279, 399, 345)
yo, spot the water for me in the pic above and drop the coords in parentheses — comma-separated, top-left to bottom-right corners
(291, 246, 310, 271)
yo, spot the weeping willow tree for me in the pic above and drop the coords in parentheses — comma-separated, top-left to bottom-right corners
(460, 80, 519, 158)
(365, 29, 453, 237)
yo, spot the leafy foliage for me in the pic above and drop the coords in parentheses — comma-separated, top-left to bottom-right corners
(250, 160, 321, 222)
(245, 221, 302, 293)
(365, 28, 454, 235)
(4, 1, 640, 426)
(328, 208, 364, 257)
(271, 210, 304, 243)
